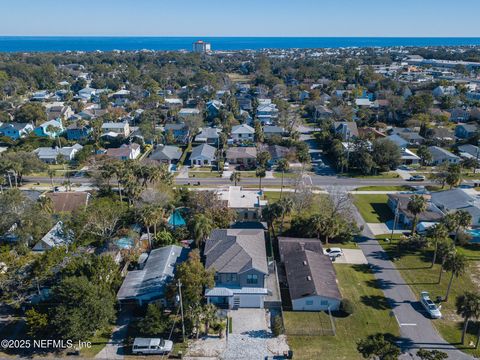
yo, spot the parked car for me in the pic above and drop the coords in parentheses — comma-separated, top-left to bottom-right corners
(420, 291, 442, 319)
(398, 165, 412, 171)
(324, 247, 343, 258)
(408, 175, 426, 182)
(223, 162, 230, 171)
(132, 338, 173, 355)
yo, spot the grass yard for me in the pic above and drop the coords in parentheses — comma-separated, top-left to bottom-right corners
(284, 264, 399, 360)
(188, 171, 222, 178)
(81, 327, 113, 358)
(353, 194, 393, 223)
(273, 172, 301, 179)
(355, 186, 414, 192)
(381, 241, 480, 357)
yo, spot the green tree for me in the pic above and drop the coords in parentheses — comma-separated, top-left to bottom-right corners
(137, 303, 171, 337)
(25, 308, 49, 338)
(417, 145, 432, 166)
(276, 158, 289, 199)
(14, 103, 47, 125)
(230, 171, 241, 186)
(407, 195, 427, 233)
(192, 213, 213, 247)
(416, 349, 448, 360)
(443, 253, 467, 302)
(51, 276, 116, 342)
(256, 166, 266, 191)
(456, 292, 480, 344)
(445, 164, 462, 189)
(372, 139, 401, 172)
(426, 223, 449, 267)
(356, 333, 400, 360)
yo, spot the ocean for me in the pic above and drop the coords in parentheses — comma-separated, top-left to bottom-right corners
(1, 37, 480, 52)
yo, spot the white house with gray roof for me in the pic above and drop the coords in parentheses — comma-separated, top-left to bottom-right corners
(190, 143, 216, 166)
(204, 229, 269, 309)
(427, 146, 460, 165)
(33, 221, 73, 252)
(149, 145, 183, 164)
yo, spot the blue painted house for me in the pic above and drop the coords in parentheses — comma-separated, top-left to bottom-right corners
(0, 123, 34, 140)
(34, 119, 64, 138)
(66, 124, 91, 141)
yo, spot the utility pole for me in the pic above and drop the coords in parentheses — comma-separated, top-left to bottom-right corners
(177, 280, 186, 343)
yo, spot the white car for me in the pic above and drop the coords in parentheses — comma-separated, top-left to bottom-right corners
(420, 291, 442, 319)
(132, 338, 173, 355)
(324, 247, 344, 258)
(223, 162, 230, 171)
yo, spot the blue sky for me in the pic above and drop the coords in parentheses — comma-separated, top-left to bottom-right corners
(1, 0, 479, 37)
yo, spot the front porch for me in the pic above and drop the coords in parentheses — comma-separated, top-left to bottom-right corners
(205, 287, 268, 309)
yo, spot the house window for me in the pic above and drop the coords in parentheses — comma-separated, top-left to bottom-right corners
(247, 274, 258, 284)
(228, 274, 237, 282)
(306, 300, 313, 305)
(320, 300, 329, 306)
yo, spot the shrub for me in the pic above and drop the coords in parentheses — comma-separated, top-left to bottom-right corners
(272, 315, 284, 336)
(340, 298, 355, 315)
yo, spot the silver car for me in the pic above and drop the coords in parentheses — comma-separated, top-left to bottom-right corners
(420, 291, 442, 319)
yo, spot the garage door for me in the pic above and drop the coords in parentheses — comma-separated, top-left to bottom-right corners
(238, 295, 262, 308)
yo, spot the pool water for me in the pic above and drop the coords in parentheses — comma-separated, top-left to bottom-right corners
(467, 229, 480, 243)
(116, 237, 134, 249)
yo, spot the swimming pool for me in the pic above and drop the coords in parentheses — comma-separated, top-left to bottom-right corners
(467, 229, 480, 243)
(115, 237, 134, 249)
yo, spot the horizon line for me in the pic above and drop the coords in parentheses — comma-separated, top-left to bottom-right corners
(2, 35, 480, 39)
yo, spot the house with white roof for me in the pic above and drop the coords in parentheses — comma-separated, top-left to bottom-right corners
(101, 121, 130, 137)
(231, 124, 255, 143)
(216, 186, 267, 221)
(33, 221, 73, 252)
(34, 144, 83, 163)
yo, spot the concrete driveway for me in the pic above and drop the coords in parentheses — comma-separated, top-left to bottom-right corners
(334, 249, 368, 264)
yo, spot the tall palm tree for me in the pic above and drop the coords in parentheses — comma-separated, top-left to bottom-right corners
(454, 210, 472, 243)
(443, 252, 467, 302)
(256, 167, 266, 192)
(437, 239, 455, 283)
(203, 303, 218, 336)
(230, 171, 241, 186)
(456, 292, 480, 344)
(193, 214, 213, 248)
(138, 205, 156, 249)
(47, 169, 56, 191)
(407, 195, 427, 234)
(276, 159, 289, 199)
(278, 196, 293, 235)
(310, 213, 340, 244)
(262, 203, 282, 239)
(426, 223, 449, 268)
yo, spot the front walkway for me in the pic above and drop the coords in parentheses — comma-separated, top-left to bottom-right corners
(95, 312, 131, 360)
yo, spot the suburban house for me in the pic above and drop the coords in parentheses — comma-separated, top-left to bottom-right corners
(78, 87, 97, 101)
(387, 194, 443, 229)
(101, 121, 130, 138)
(178, 108, 201, 119)
(455, 123, 478, 139)
(390, 127, 425, 145)
(66, 123, 91, 141)
(195, 127, 221, 145)
(263, 125, 285, 139)
(163, 98, 183, 108)
(204, 229, 269, 309)
(44, 191, 91, 213)
(105, 143, 141, 161)
(231, 124, 255, 143)
(427, 146, 461, 165)
(45, 104, 74, 121)
(333, 121, 359, 140)
(259, 144, 293, 165)
(256, 102, 278, 125)
(206, 100, 223, 118)
(164, 123, 190, 143)
(226, 147, 257, 167)
(149, 145, 183, 165)
(450, 108, 470, 123)
(190, 143, 216, 166)
(33, 221, 73, 252)
(34, 119, 64, 138)
(458, 144, 480, 159)
(117, 245, 190, 307)
(31, 90, 51, 102)
(433, 85, 457, 98)
(431, 189, 480, 227)
(278, 237, 342, 311)
(34, 144, 83, 163)
(0, 123, 34, 140)
(216, 186, 267, 221)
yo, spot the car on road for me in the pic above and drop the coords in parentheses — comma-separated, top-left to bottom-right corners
(324, 247, 344, 259)
(408, 175, 426, 182)
(132, 338, 173, 355)
(420, 291, 442, 319)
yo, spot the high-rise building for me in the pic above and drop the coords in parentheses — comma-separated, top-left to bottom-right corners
(192, 40, 211, 53)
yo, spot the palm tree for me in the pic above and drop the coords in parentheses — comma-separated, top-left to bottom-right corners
(278, 196, 293, 235)
(203, 303, 218, 336)
(310, 213, 340, 244)
(230, 171, 241, 186)
(437, 239, 455, 283)
(407, 195, 427, 233)
(193, 214, 213, 247)
(47, 169, 56, 191)
(256, 167, 266, 191)
(456, 292, 480, 344)
(454, 210, 472, 243)
(444, 252, 467, 302)
(276, 159, 289, 199)
(138, 205, 156, 249)
(262, 203, 282, 239)
(426, 223, 449, 267)
(38, 196, 54, 214)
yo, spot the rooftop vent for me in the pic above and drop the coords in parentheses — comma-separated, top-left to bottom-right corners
(307, 276, 312, 281)
(303, 261, 308, 266)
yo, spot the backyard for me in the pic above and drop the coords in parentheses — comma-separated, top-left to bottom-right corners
(284, 264, 399, 360)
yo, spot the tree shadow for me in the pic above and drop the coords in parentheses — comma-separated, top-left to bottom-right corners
(360, 295, 395, 310)
(370, 203, 394, 223)
(366, 278, 396, 290)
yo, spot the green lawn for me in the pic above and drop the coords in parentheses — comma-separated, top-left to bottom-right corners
(285, 264, 399, 360)
(188, 171, 222, 178)
(381, 241, 480, 357)
(343, 172, 400, 179)
(81, 327, 113, 358)
(263, 191, 282, 203)
(353, 194, 393, 223)
(273, 172, 301, 179)
(355, 186, 414, 192)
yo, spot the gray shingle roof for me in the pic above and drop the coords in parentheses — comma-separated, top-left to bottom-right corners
(190, 143, 216, 160)
(279, 237, 341, 301)
(204, 229, 268, 275)
(431, 189, 475, 210)
(150, 145, 182, 161)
